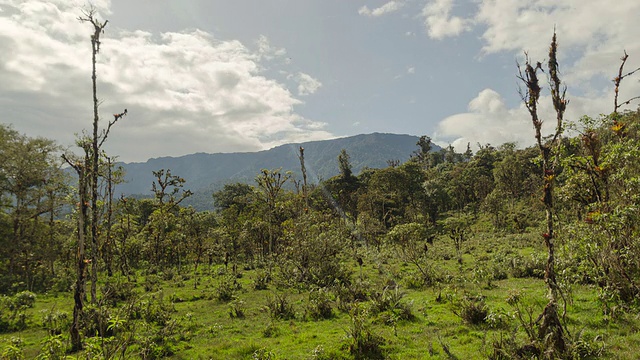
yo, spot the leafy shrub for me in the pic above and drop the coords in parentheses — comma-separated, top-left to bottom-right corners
(0, 292, 37, 332)
(252, 269, 270, 290)
(265, 292, 295, 320)
(82, 304, 112, 337)
(132, 293, 176, 327)
(1, 337, 24, 360)
(568, 331, 605, 359)
(102, 276, 136, 306)
(143, 274, 162, 292)
(13, 291, 36, 309)
(35, 334, 67, 360)
(252, 347, 276, 360)
(452, 295, 489, 325)
(40, 309, 69, 336)
(229, 298, 246, 319)
(304, 287, 334, 320)
(215, 274, 241, 302)
(345, 306, 386, 360)
(511, 254, 545, 279)
(262, 321, 280, 338)
(369, 285, 414, 322)
(334, 279, 370, 312)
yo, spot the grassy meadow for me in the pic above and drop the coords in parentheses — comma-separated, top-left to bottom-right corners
(2, 224, 638, 359)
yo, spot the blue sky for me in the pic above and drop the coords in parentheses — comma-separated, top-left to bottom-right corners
(1, 0, 639, 162)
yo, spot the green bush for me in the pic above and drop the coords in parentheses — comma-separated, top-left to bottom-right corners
(265, 292, 295, 320)
(215, 274, 241, 302)
(229, 298, 246, 319)
(0, 291, 37, 332)
(40, 309, 69, 336)
(369, 285, 414, 321)
(252, 269, 270, 290)
(345, 306, 386, 360)
(305, 287, 334, 320)
(453, 295, 489, 325)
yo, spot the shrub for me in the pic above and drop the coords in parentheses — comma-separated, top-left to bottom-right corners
(252, 269, 270, 290)
(35, 334, 67, 360)
(265, 293, 295, 320)
(229, 298, 246, 319)
(143, 274, 162, 292)
(510, 254, 545, 279)
(305, 287, 334, 320)
(369, 285, 414, 322)
(334, 279, 370, 312)
(253, 347, 276, 360)
(40, 309, 69, 336)
(13, 291, 36, 309)
(0, 292, 37, 332)
(1, 337, 24, 360)
(262, 321, 280, 338)
(453, 295, 489, 325)
(82, 304, 112, 337)
(345, 306, 386, 360)
(215, 274, 241, 302)
(102, 276, 136, 306)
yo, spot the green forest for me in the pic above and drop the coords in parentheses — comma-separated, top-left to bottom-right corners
(2, 15, 640, 360)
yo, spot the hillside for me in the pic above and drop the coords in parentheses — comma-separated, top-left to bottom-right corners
(116, 133, 434, 209)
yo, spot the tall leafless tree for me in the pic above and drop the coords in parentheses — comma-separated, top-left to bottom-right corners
(63, 7, 126, 351)
(517, 31, 568, 355)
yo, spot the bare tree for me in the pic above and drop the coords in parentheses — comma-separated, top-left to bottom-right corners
(63, 7, 126, 351)
(613, 51, 640, 115)
(517, 31, 568, 355)
(298, 146, 309, 212)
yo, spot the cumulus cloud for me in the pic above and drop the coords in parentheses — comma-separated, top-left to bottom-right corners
(421, 0, 471, 39)
(435, 89, 530, 150)
(359, 1, 404, 17)
(434, 88, 615, 151)
(475, 1, 640, 89)
(0, 1, 331, 162)
(289, 72, 322, 96)
(430, 0, 640, 150)
(256, 34, 287, 61)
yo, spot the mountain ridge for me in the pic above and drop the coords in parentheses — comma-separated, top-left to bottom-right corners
(116, 132, 437, 209)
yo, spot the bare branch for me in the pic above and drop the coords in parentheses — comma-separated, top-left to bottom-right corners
(613, 50, 640, 114)
(548, 31, 568, 144)
(98, 109, 127, 148)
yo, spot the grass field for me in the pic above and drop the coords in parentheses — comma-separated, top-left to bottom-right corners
(2, 229, 639, 359)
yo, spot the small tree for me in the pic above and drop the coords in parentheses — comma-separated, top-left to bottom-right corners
(256, 168, 291, 256)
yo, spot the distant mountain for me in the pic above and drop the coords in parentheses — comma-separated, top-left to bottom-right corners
(116, 133, 436, 210)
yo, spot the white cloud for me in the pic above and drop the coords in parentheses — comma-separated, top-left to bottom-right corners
(434, 87, 617, 151)
(435, 89, 530, 150)
(0, 1, 331, 162)
(256, 34, 287, 61)
(421, 0, 471, 39)
(475, 0, 640, 86)
(359, 1, 404, 17)
(292, 72, 322, 96)
(428, 0, 640, 150)
(407, 67, 415, 74)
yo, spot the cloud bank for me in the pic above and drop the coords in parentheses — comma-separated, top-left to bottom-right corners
(0, 0, 331, 162)
(425, 0, 640, 149)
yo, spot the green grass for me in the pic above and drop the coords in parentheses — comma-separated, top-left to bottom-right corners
(1, 231, 638, 359)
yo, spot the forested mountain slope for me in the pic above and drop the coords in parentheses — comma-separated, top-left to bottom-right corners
(116, 133, 438, 209)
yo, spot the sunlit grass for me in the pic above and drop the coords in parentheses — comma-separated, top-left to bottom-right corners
(1, 230, 637, 359)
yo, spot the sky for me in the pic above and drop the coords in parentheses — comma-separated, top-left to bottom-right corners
(1, 0, 639, 163)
